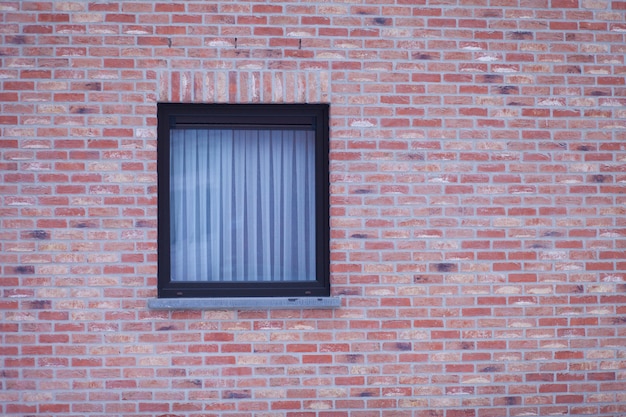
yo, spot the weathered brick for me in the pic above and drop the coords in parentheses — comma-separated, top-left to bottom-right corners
(0, 1, 625, 416)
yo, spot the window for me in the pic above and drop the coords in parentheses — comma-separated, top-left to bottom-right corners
(157, 103, 330, 298)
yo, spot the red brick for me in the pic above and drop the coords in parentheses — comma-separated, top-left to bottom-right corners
(1, 2, 624, 416)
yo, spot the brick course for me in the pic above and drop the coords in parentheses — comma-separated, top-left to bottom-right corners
(1, 0, 626, 416)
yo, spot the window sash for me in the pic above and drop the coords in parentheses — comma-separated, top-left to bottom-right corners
(169, 128, 317, 283)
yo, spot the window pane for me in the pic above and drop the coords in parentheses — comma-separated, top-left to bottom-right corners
(169, 128, 317, 283)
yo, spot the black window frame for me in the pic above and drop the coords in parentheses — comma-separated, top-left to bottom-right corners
(157, 103, 330, 299)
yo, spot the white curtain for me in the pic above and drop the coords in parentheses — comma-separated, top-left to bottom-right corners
(169, 128, 316, 282)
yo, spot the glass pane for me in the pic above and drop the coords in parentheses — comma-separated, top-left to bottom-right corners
(169, 128, 317, 283)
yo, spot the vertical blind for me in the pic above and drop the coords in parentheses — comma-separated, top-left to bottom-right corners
(169, 128, 317, 283)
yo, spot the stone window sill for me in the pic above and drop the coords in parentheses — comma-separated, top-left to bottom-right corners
(148, 297, 341, 310)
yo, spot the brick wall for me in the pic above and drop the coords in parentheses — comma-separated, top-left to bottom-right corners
(1, 0, 626, 416)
